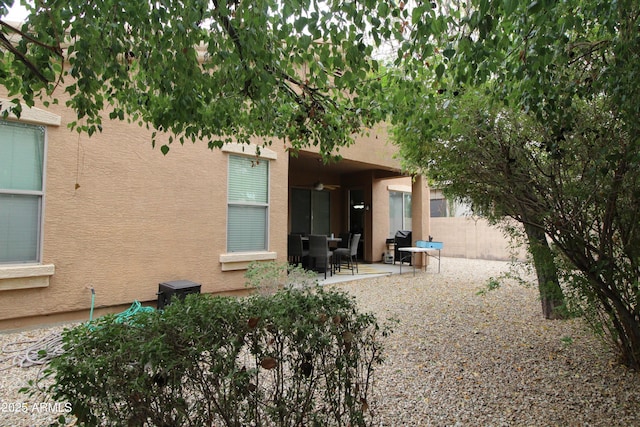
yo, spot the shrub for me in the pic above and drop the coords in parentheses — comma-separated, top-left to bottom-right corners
(41, 286, 389, 426)
(244, 261, 318, 295)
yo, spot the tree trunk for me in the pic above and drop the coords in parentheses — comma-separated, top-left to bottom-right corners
(524, 223, 566, 320)
(586, 271, 640, 369)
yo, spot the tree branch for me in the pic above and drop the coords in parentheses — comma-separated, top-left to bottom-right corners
(0, 19, 62, 55)
(0, 19, 63, 83)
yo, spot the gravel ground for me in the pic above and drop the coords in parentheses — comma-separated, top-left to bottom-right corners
(1, 257, 639, 426)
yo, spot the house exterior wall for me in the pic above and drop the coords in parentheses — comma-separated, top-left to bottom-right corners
(1, 87, 523, 328)
(338, 123, 399, 170)
(410, 176, 430, 242)
(0, 91, 422, 328)
(0, 93, 290, 329)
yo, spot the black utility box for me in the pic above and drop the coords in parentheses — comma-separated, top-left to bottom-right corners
(157, 280, 201, 310)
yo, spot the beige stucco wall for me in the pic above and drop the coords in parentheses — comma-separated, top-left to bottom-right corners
(338, 123, 400, 171)
(370, 175, 430, 263)
(430, 217, 527, 261)
(371, 178, 394, 262)
(0, 93, 290, 328)
(0, 88, 415, 328)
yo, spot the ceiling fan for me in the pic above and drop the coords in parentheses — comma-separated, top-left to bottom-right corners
(312, 181, 340, 191)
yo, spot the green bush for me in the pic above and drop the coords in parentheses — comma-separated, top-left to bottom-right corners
(42, 286, 389, 426)
(244, 261, 319, 295)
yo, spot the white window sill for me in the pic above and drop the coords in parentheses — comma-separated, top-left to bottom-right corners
(0, 264, 55, 291)
(219, 252, 277, 271)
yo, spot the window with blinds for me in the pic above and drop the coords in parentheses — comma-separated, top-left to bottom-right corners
(0, 121, 46, 263)
(227, 155, 269, 252)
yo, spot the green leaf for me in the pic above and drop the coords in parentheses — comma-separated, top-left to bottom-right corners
(412, 5, 427, 25)
(527, 1, 542, 13)
(377, 2, 389, 17)
(503, 0, 518, 16)
(443, 48, 456, 60)
(294, 16, 307, 33)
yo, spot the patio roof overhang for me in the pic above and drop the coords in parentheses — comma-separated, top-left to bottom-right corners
(288, 150, 408, 184)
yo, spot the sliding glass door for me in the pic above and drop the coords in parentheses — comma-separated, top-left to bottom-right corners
(291, 188, 330, 235)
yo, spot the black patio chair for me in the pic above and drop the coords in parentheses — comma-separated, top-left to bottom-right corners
(308, 235, 333, 279)
(288, 234, 309, 267)
(333, 233, 361, 275)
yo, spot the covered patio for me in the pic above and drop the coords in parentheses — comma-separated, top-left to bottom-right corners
(287, 149, 431, 267)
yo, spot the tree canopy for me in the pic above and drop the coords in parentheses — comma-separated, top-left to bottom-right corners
(390, 0, 640, 368)
(0, 0, 402, 155)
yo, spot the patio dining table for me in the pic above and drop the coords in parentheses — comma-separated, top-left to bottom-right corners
(300, 236, 342, 245)
(299, 235, 343, 278)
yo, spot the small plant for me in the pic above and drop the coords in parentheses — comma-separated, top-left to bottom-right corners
(284, 262, 319, 290)
(477, 276, 501, 296)
(560, 336, 574, 347)
(245, 261, 288, 294)
(244, 261, 318, 294)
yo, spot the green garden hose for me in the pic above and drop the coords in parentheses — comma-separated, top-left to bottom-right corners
(1, 288, 154, 371)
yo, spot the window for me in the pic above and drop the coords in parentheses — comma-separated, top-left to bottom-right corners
(227, 155, 269, 252)
(430, 197, 449, 217)
(0, 121, 45, 263)
(389, 190, 412, 237)
(430, 189, 472, 217)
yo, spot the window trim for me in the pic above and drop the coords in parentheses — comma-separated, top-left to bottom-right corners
(0, 102, 60, 290)
(388, 188, 412, 236)
(0, 99, 61, 127)
(219, 144, 277, 271)
(226, 154, 270, 253)
(221, 142, 277, 160)
(218, 251, 277, 271)
(0, 264, 55, 291)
